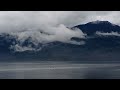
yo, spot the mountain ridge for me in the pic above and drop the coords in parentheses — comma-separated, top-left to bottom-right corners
(0, 20, 120, 62)
(73, 20, 120, 36)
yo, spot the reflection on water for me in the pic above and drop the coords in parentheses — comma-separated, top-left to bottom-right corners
(0, 61, 120, 79)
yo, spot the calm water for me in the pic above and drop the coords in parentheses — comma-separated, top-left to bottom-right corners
(0, 61, 120, 79)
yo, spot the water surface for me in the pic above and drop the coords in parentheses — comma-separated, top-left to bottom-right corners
(0, 61, 120, 79)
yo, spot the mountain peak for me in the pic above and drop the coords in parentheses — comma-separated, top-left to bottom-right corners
(87, 20, 113, 25)
(73, 20, 120, 36)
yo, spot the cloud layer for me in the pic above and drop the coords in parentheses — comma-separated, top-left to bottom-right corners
(0, 11, 120, 33)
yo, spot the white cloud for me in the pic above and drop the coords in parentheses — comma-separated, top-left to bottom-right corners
(10, 44, 42, 52)
(96, 31, 120, 36)
(10, 24, 86, 43)
(9, 24, 86, 52)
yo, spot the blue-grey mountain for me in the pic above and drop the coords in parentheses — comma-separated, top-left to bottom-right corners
(0, 21, 120, 63)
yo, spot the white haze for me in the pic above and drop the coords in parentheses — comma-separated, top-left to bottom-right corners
(0, 11, 119, 52)
(96, 31, 120, 36)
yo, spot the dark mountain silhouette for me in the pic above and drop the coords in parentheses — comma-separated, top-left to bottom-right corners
(73, 20, 120, 35)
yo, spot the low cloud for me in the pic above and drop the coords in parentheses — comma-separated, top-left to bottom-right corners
(96, 31, 120, 36)
(8, 25, 86, 52)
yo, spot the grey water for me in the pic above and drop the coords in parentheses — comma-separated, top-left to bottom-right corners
(0, 61, 120, 79)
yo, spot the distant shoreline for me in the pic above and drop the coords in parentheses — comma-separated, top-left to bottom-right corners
(0, 60, 120, 64)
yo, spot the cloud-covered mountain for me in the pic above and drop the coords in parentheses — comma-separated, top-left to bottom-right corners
(1, 21, 120, 62)
(73, 20, 120, 35)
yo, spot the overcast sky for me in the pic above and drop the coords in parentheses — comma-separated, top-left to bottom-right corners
(0, 11, 119, 30)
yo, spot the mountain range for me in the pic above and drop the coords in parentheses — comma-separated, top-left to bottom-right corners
(1, 20, 120, 62)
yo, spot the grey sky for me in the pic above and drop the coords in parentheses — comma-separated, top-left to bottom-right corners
(0, 11, 119, 32)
